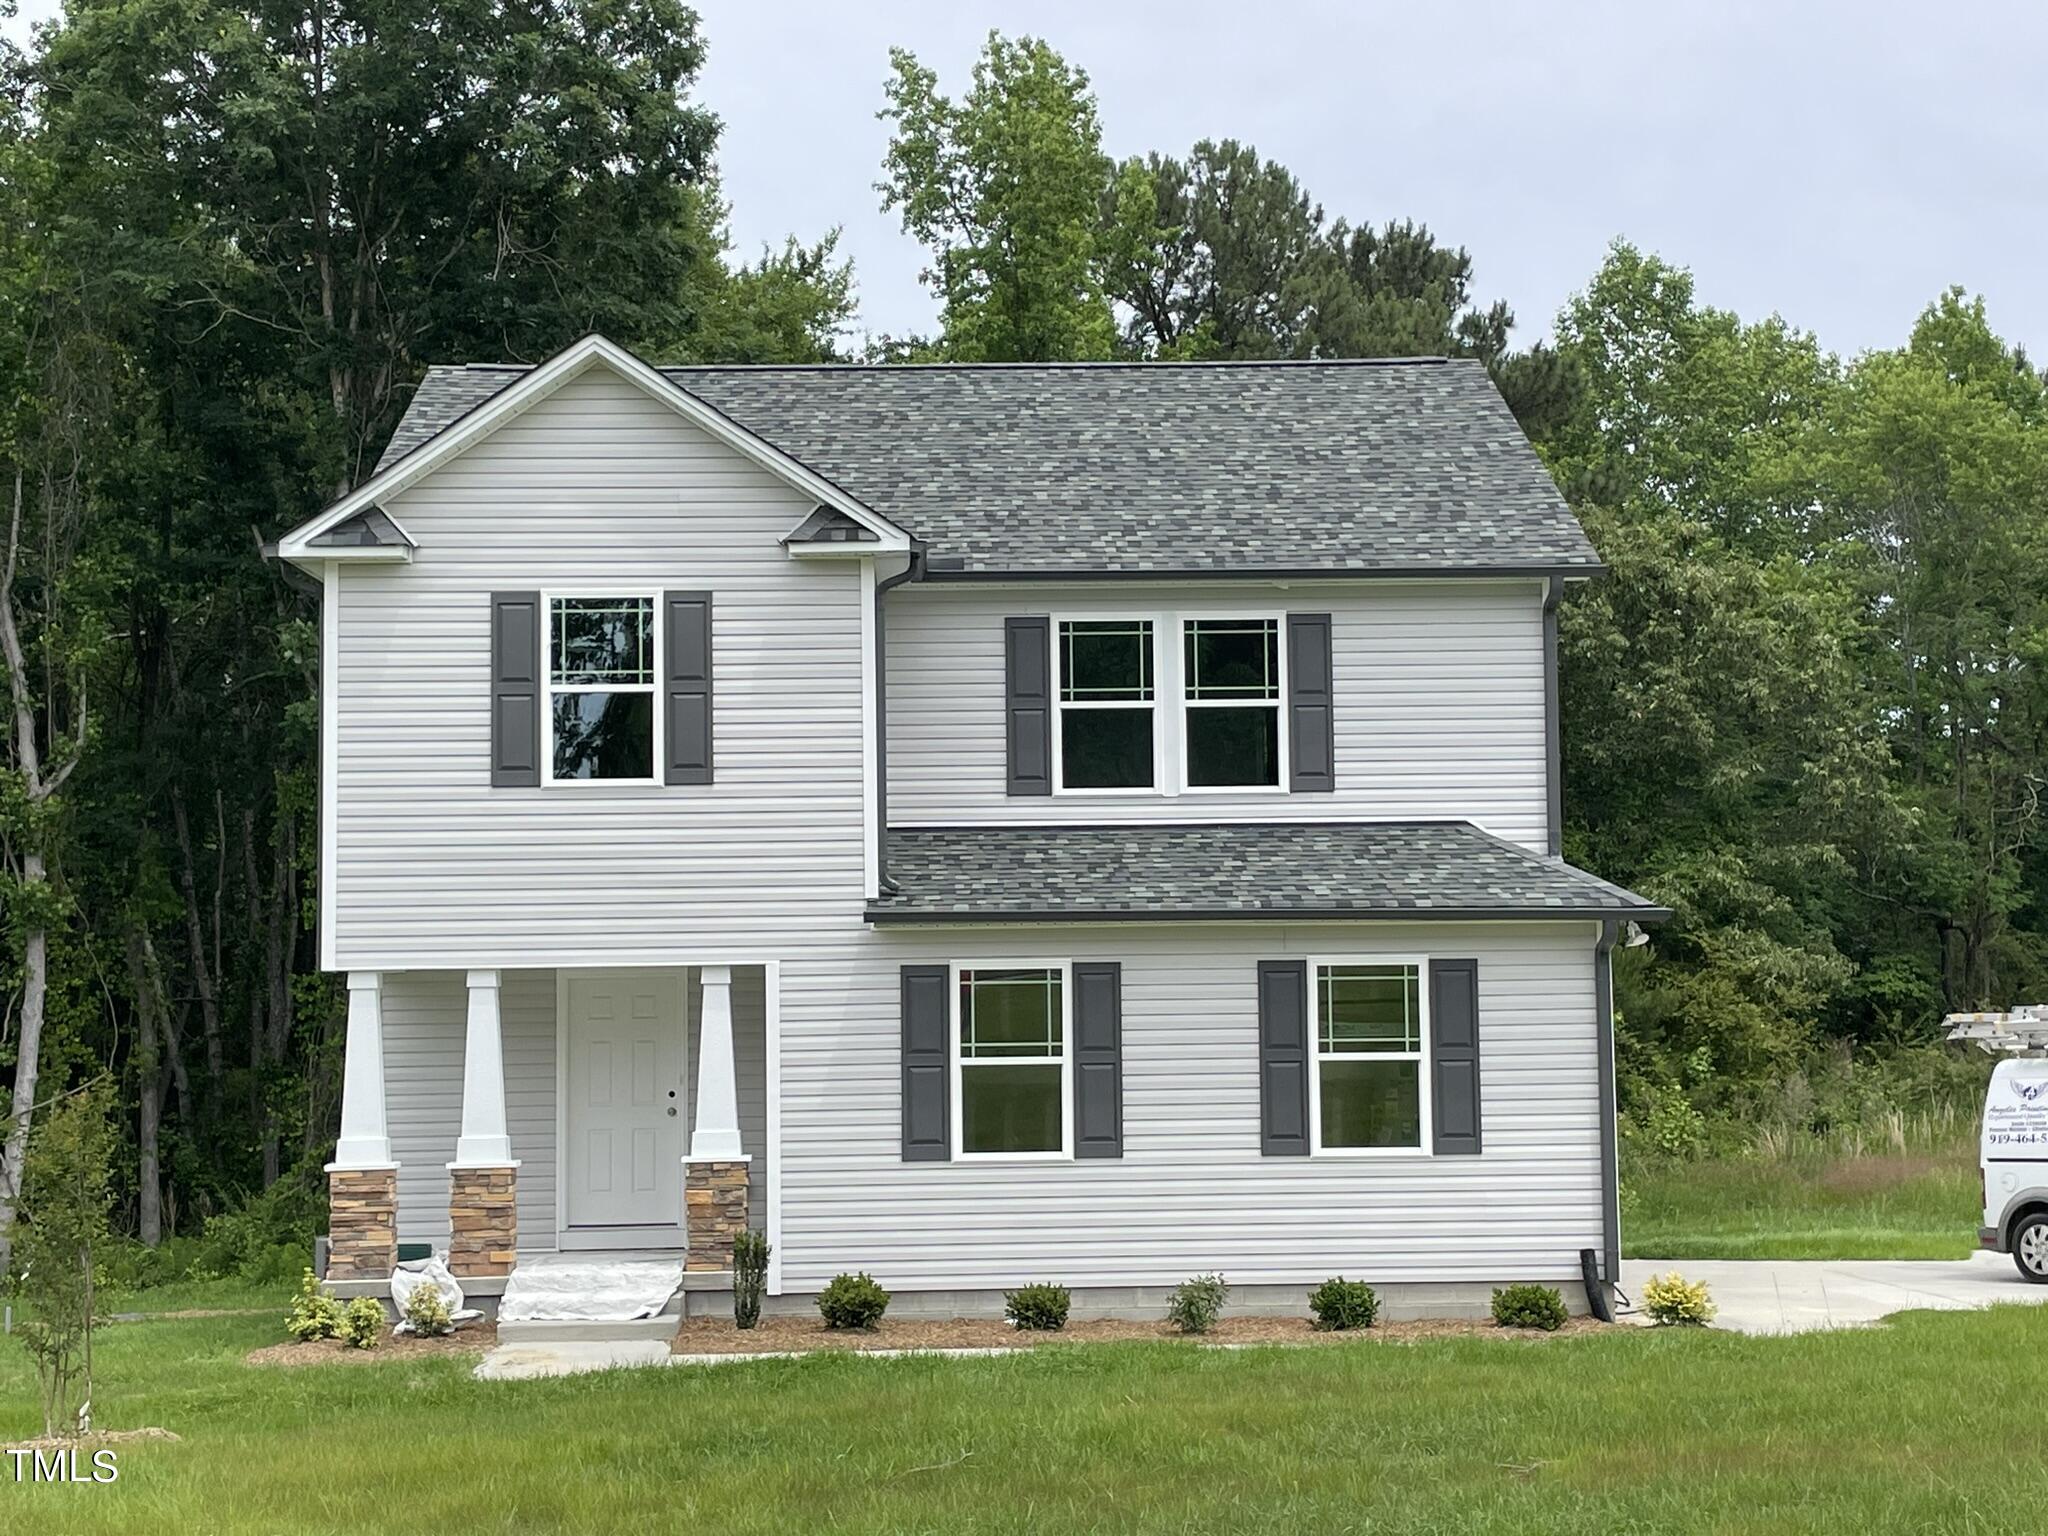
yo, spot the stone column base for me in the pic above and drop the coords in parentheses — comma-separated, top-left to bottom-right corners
(326, 1166, 398, 1281)
(684, 1159, 750, 1272)
(448, 1164, 518, 1276)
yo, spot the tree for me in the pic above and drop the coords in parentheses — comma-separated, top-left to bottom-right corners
(11, 1083, 115, 1437)
(879, 32, 1116, 361)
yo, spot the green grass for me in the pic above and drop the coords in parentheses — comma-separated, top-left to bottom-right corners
(6, 1304, 2048, 1531)
(1624, 1139, 1981, 1260)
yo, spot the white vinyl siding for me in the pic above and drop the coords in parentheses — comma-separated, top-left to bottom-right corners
(773, 921, 1600, 1291)
(887, 581, 1551, 851)
(329, 366, 868, 969)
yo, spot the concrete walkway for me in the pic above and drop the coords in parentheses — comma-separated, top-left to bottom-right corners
(1621, 1252, 2048, 1334)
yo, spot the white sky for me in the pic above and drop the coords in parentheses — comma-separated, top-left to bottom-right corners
(8, 0, 2047, 359)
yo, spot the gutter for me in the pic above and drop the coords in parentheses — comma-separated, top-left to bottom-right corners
(1594, 917, 1623, 1311)
(1543, 575, 1565, 858)
(920, 561, 1607, 585)
(865, 903, 1673, 926)
(872, 546, 926, 894)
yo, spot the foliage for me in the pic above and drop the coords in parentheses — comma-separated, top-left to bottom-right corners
(9, 1085, 115, 1435)
(1306, 1277, 1379, 1331)
(1640, 1272, 1717, 1326)
(285, 1268, 344, 1343)
(1164, 1273, 1228, 1334)
(816, 1271, 890, 1331)
(1002, 1282, 1071, 1331)
(732, 1229, 770, 1330)
(401, 1283, 452, 1338)
(1490, 1284, 1568, 1332)
(338, 1295, 385, 1350)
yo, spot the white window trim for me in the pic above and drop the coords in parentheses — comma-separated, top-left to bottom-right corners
(1050, 617, 1162, 797)
(1177, 612, 1290, 795)
(949, 959, 1074, 1162)
(1308, 954, 1433, 1158)
(539, 588, 664, 789)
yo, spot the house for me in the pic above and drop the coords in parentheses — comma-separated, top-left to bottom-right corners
(273, 334, 1665, 1323)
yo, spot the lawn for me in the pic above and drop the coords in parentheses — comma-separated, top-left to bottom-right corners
(4, 1294, 2047, 1533)
(1623, 1140, 1981, 1261)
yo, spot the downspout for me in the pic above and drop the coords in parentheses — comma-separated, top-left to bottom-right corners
(1589, 916, 1623, 1320)
(1543, 575, 1564, 859)
(873, 546, 926, 895)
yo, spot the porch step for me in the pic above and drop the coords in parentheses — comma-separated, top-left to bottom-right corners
(497, 1315, 679, 1345)
(498, 1254, 685, 1329)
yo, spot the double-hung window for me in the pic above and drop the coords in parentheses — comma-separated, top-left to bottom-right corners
(546, 595, 658, 783)
(1182, 617, 1283, 788)
(1312, 962, 1429, 1152)
(955, 966, 1069, 1157)
(1055, 620, 1155, 791)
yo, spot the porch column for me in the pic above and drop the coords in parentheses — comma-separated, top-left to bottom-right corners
(326, 972, 398, 1281)
(685, 964, 750, 1271)
(448, 969, 518, 1276)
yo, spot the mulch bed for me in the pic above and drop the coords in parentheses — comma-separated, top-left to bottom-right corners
(245, 1321, 498, 1367)
(671, 1313, 1609, 1355)
(5, 1427, 182, 1452)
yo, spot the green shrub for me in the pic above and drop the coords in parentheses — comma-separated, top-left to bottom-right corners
(1307, 1277, 1379, 1331)
(1641, 1271, 1716, 1326)
(339, 1296, 386, 1349)
(1491, 1284, 1568, 1332)
(1165, 1273, 1228, 1335)
(1003, 1282, 1071, 1331)
(816, 1271, 890, 1330)
(13, 1086, 116, 1436)
(733, 1230, 771, 1330)
(285, 1268, 345, 1342)
(402, 1283, 453, 1337)
(1643, 1084, 1708, 1159)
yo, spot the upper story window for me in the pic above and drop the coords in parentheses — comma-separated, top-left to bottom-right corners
(1183, 618, 1282, 789)
(1056, 620, 1156, 791)
(956, 965, 1069, 1157)
(548, 596, 657, 783)
(1312, 962, 1428, 1153)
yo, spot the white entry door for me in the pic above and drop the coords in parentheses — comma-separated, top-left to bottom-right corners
(564, 973, 684, 1228)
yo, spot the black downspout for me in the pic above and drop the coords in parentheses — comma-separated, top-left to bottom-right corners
(1589, 916, 1623, 1321)
(873, 547, 926, 895)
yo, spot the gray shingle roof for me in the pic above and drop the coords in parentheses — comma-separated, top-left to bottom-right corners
(868, 822, 1666, 924)
(377, 356, 1598, 578)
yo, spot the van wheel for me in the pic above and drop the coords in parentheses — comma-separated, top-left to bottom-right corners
(2014, 1213, 2048, 1284)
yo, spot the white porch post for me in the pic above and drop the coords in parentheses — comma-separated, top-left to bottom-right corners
(330, 971, 393, 1168)
(452, 969, 516, 1166)
(689, 965, 746, 1161)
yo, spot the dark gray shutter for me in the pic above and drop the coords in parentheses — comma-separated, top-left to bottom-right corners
(1073, 962, 1123, 1158)
(1287, 612, 1335, 792)
(901, 965, 951, 1161)
(1005, 616, 1052, 795)
(1259, 960, 1310, 1156)
(1430, 957, 1482, 1156)
(663, 591, 713, 786)
(490, 592, 542, 786)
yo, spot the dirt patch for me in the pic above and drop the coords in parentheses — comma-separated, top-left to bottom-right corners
(245, 1321, 497, 1367)
(1816, 1155, 1950, 1197)
(671, 1313, 1610, 1355)
(5, 1427, 182, 1452)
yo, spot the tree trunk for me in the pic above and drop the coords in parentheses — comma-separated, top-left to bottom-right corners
(0, 853, 50, 1278)
(128, 928, 163, 1247)
(170, 786, 225, 1111)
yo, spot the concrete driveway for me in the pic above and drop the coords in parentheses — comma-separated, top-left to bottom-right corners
(1620, 1252, 2048, 1334)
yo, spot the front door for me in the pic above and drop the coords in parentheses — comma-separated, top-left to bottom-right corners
(564, 972, 684, 1229)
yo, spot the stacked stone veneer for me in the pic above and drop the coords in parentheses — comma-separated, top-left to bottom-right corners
(685, 1160, 750, 1271)
(326, 1168, 398, 1281)
(449, 1165, 517, 1276)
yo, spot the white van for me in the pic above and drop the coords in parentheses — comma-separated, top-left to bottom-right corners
(1980, 1057, 2048, 1281)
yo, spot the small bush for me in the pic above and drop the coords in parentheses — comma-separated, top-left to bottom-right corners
(1307, 1277, 1379, 1331)
(1165, 1273, 1228, 1335)
(1004, 1282, 1071, 1331)
(817, 1271, 890, 1330)
(1491, 1284, 1568, 1332)
(1641, 1271, 1716, 1326)
(733, 1230, 771, 1330)
(285, 1268, 345, 1342)
(339, 1296, 386, 1349)
(402, 1284, 453, 1337)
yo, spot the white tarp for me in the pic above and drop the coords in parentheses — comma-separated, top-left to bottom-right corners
(497, 1257, 684, 1323)
(1984, 1059, 2048, 1159)
(390, 1255, 484, 1333)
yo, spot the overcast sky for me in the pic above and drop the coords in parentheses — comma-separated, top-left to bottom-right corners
(8, 1, 2045, 360)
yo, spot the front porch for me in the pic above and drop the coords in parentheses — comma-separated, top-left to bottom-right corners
(322, 964, 773, 1290)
